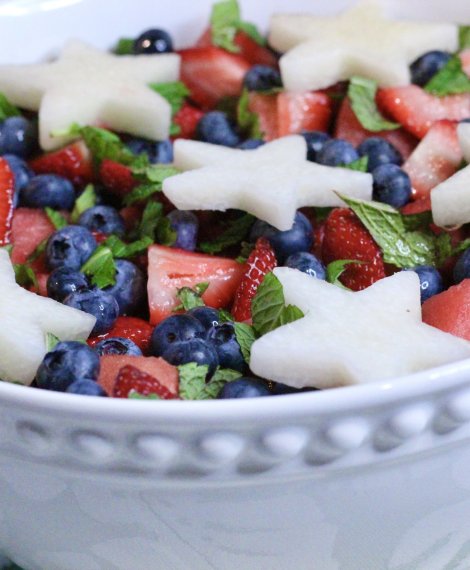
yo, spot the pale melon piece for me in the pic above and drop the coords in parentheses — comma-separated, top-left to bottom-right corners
(249, 269, 470, 389)
(0, 250, 96, 385)
(431, 164, 470, 228)
(458, 122, 470, 162)
(164, 136, 373, 231)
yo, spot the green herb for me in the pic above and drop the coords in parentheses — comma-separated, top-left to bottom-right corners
(204, 367, 242, 399)
(251, 272, 304, 336)
(114, 37, 134, 55)
(234, 322, 256, 363)
(71, 184, 97, 223)
(26, 238, 47, 264)
(436, 234, 470, 266)
(218, 309, 234, 322)
(210, 0, 265, 53)
(339, 194, 437, 268)
(326, 259, 362, 289)
(178, 362, 241, 400)
(45, 332, 60, 352)
(459, 26, 470, 51)
(104, 235, 153, 259)
(236, 20, 266, 46)
(343, 155, 369, 172)
(128, 392, 161, 400)
(174, 282, 209, 311)
(150, 81, 190, 136)
(44, 207, 68, 230)
(314, 207, 333, 222)
(157, 216, 177, 246)
(0, 92, 21, 121)
(13, 263, 38, 289)
(136, 201, 163, 241)
(348, 76, 400, 132)
(425, 55, 470, 96)
(199, 213, 255, 254)
(237, 88, 263, 139)
(124, 165, 180, 205)
(81, 245, 116, 288)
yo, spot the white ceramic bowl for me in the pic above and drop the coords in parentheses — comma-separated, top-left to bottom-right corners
(1, 1, 470, 569)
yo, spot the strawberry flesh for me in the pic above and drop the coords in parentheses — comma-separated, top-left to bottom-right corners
(88, 316, 154, 354)
(113, 364, 178, 399)
(29, 141, 94, 186)
(0, 158, 15, 246)
(99, 159, 136, 197)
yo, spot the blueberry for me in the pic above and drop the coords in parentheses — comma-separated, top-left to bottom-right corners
(150, 314, 205, 357)
(94, 337, 142, 356)
(3, 154, 34, 204)
(453, 248, 470, 284)
(103, 259, 145, 315)
(47, 267, 90, 302)
(407, 265, 444, 303)
(0, 116, 38, 158)
(63, 289, 119, 335)
(410, 51, 452, 87)
(316, 139, 359, 167)
(78, 205, 125, 237)
(20, 174, 75, 210)
(46, 225, 97, 271)
(66, 379, 108, 396)
(206, 322, 245, 373)
(250, 211, 313, 263)
(133, 28, 173, 54)
(163, 338, 219, 376)
(372, 164, 412, 208)
(285, 252, 326, 279)
(187, 306, 220, 330)
(243, 65, 282, 91)
(36, 341, 100, 392)
(218, 377, 271, 398)
(272, 382, 314, 395)
(357, 137, 402, 172)
(302, 131, 331, 162)
(196, 111, 240, 147)
(126, 138, 173, 163)
(167, 210, 199, 251)
(238, 139, 265, 150)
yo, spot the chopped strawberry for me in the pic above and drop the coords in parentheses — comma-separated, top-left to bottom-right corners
(88, 316, 154, 353)
(403, 120, 462, 200)
(277, 91, 332, 137)
(422, 280, 470, 341)
(0, 158, 15, 247)
(173, 103, 204, 139)
(179, 46, 251, 108)
(376, 85, 470, 139)
(35, 272, 49, 297)
(322, 208, 386, 291)
(460, 49, 470, 77)
(99, 159, 136, 197)
(401, 197, 431, 215)
(148, 245, 246, 324)
(29, 141, 94, 186)
(10, 207, 55, 264)
(112, 364, 178, 399)
(248, 92, 279, 140)
(334, 97, 418, 160)
(232, 238, 277, 322)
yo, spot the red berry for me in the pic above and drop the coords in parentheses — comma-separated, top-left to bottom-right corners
(322, 208, 386, 291)
(0, 157, 15, 246)
(113, 364, 178, 399)
(29, 141, 94, 186)
(173, 103, 204, 140)
(232, 238, 277, 322)
(99, 159, 136, 197)
(88, 316, 154, 353)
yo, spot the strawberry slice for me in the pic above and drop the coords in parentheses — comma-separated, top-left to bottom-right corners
(248, 92, 279, 140)
(29, 141, 94, 186)
(401, 197, 431, 215)
(88, 316, 154, 353)
(113, 364, 178, 399)
(376, 85, 470, 139)
(277, 91, 332, 137)
(0, 158, 15, 247)
(99, 159, 136, 197)
(334, 97, 417, 160)
(403, 120, 463, 201)
(460, 49, 470, 77)
(179, 46, 251, 109)
(173, 103, 204, 140)
(147, 245, 246, 324)
(322, 208, 386, 291)
(232, 238, 277, 322)
(10, 207, 55, 263)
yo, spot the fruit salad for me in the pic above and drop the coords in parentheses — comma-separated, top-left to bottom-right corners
(1, 0, 470, 400)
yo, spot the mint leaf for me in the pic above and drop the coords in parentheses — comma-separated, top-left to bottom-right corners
(26, 238, 47, 264)
(174, 283, 209, 311)
(343, 155, 369, 172)
(425, 55, 470, 96)
(104, 235, 153, 259)
(45, 332, 60, 352)
(210, 0, 241, 53)
(348, 76, 400, 132)
(204, 367, 242, 399)
(71, 184, 97, 223)
(44, 207, 68, 230)
(13, 263, 38, 289)
(178, 363, 209, 399)
(459, 26, 470, 51)
(136, 201, 163, 240)
(199, 213, 254, 254)
(233, 322, 255, 363)
(114, 37, 134, 55)
(128, 392, 161, 400)
(218, 309, 234, 322)
(150, 81, 190, 115)
(252, 272, 304, 336)
(237, 88, 263, 139)
(124, 165, 179, 205)
(326, 259, 362, 289)
(123, 183, 157, 205)
(0, 92, 21, 121)
(81, 245, 116, 288)
(339, 194, 437, 268)
(157, 217, 177, 246)
(236, 20, 266, 46)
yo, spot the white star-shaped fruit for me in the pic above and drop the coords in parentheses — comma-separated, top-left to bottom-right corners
(162, 136, 372, 231)
(250, 268, 470, 389)
(269, 2, 458, 91)
(0, 250, 95, 385)
(0, 40, 180, 150)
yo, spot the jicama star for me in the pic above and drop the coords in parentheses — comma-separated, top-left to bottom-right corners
(269, 2, 458, 91)
(0, 250, 95, 384)
(0, 40, 180, 150)
(250, 268, 470, 388)
(162, 136, 373, 231)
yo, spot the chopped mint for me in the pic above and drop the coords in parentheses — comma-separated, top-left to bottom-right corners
(199, 213, 255, 254)
(0, 92, 21, 121)
(71, 184, 97, 223)
(45, 332, 60, 352)
(136, 201, 163, 241)
(81, 245, 116, 288)
(150, 81, 190, 136)
(156, 217, 177, 247)
(44, 207, 68, 230)
(210, 0, 265, 53)
(13, 263, 38, 290)
(128, 391, 161, 400)
(425, 55, 470, 96)
(236, 20, 266, 46)
(315, 207, 333, 222)
(123, 183, 157, 205)
(326, 259, 362, 289)
(178, 362, 241, 400)
(174, 283, 209, 311)
(26, 238, 47, 264)
(348, 76, 400, 132)
(343, 155, 369, 172)
(104, 235, 153, 259)
(436, 234, 470, 266)
(237, 88, 263, 139)
(252, 272, 304, 336)
(114, 37, 134, 55)
(233, 322, 256, 363)
(459, 26, 470, 51)
(124, 165, 180, 205)
(204, 367, 242, 399)
(218, 308, 234, 322)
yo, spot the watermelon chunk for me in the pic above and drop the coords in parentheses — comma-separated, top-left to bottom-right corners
(11, 207, 55, 264)
(422, 280, 470, 341)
